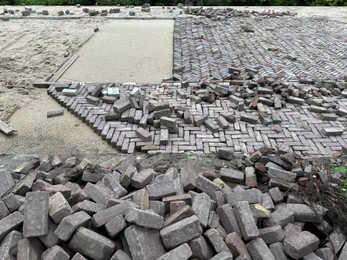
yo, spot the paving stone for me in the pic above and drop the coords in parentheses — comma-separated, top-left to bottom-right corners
(261, 193, 275, 211)
(321, 127, 344, 136)
(72, 200, 104, 215)
(225, 232, 251, 259)
(41, 245, 69, 260)
(110, 250, 132, 260)
(226, 188, 261, 206)
(269, 242, 289, 260)
(289, 204, 325, 223)
(48, 192, 73, 224)
(258, 225, 284, 244)
(69, 227, 116, 260)
(235, 201, 259, 241)
(124, 225, 166, 260)
(0, 211, 24, 240)
(136, 127, 152, 142)
(38, 218, 60, 248)
(13, 171, 37, 196)
(0, 230, 23, 260)
(17, 238, 44, 260)
(267, 167, 297, 182)
(302, 252, 323, 260)
(204, 228, 230, 253)
(189, 236, 214, 260)
(216, 204, 241, 234)
(102, 173, 128, 198)
(2, 194, 24, 212)
(132, 188, 150, 209)
(287, 96, 305, 105)
(114, 100, 131, 114)
(83, 182, 112, 205)
(105, 215, 127, 238)
(157, 243, 192, 260)
(195, 175, 221, 197)
(329, 228, 346, 254)
(315, 247, 335, 260)
(220, 168, 244, 183)
(91, 201, 133, 228)
(125, 207, 164, 229)
(269, 187, 284, 203)
(192, 192, 211, 227)
(284, 231, 320, 259)
(265, 207, 294, 227)
(146, 180, 177, 199)
(0, 169, 15, 197)
(131, 169, 154, 189)
(217, 148, 235, 160)
(149, 200, 166, 216)
(54, 211, 91, 241)
(240, 113, 259, 124)
(338, 240, 347, 260)
(163, 204, 195, 227)
(23, 191, 49, 237)
(180, 164, 197, 191)
(246, 238, 276, 260)
(209, 251, 234, 260)
(160, 215, 202, 249)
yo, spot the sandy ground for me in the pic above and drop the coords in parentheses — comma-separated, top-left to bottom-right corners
(0, 6, 346, 155)
(60, 20, 173, 83)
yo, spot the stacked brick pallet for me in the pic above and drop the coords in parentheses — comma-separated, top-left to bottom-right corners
(0, 150, 346, 259)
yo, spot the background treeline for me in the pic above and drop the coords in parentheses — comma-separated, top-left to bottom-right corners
(1, 0, 346, 9)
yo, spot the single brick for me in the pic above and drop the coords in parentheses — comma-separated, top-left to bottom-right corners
(54, 211, 91, 241)
(110, 250, 132, 260)
(220, 168, 244, 183)
(216, 115, 230, 129)
(69, 227, 116, 260)
(17, 238, 44, 260)
(48, 192, 73, 224)
(0, 211, 24, 240)
(225, 232, 251, 259)
(131, 169, 154, 189)
(38, 218, 60, 248)
(235, 201, 259, 241)
(216, 204, 241, 234)
(283, 231, 320, 259)
(136, 127, 152, 142)
(72, 200, 104, 215)
(160, 215, 202, 249)
(41, 246, 69, 260)
(209, 251, 234, 260)
(146, 180, 177, 200)
(189, 236, 214, 260)
(269, 242, 288, 260)
(105, 215, 127, 238)
(125, 225, 166, 260)
(157, 243, 192, 260)
(246, 238, 276, 260)
(163, 205, 195, 227)
(195, 175, 221, 197)
(0, 230, 23, 260)
(205, 228, 230, 253)
(192, 192, 212, 227)
(102, 173, 128, 198)
(125, 207, 164, 229)
(265, 207, 294, 227)
(0, 170, 15, 197)
(218, 148, 234, 161)
(258, 225, 284, 244)
(268, 187, 283, 203)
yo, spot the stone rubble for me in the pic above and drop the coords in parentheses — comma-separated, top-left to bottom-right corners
(0, 151, 346, 259)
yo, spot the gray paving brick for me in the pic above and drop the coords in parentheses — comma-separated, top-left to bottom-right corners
(124, 225, 166, 260)
(226, 188, 261, 206)
(0, 230, 23, 260)
(265, 207, 294, 227)
(83, 182, 112, 205)
(102, 173, 128, 198)
(189, 236, 214, 260)
(0, 211, 24, 240)
(157, 243, 192, 260)
(338, 240, 347, 260)
(218, 148, 234, 160)
(235, 201, 259, 241)
(329, 228, 346, 254)
(192, 192, 211, 227)
(269, 187, 284, 203)
(289, 204, 325, 223)
(146, 180, 177, 199)
(23, 191, 49, 238)
(41, 245, 69, 260)
(216, 204, 241, 234)
(209, 251, 234, 260)
(17, 238, 44, 260)
(0, 200, 10, 220)
(54, 211, 91, 241)
(130, 169, 154, 189)
(48, 192, 73, 224)
(267, 167, 297, 182)
(72, 200, 104, 215)
(269, 242, 289, 260)
(125, 207, 164, 229)
(220, 168, 244, 183)
(160, 215, 202, 249)
(204, 228, 231, 253)
(246, 238, 276, 260)
(195, 175, 222, 197)
(225, 232, 251, 259)
(71, 253, 88, 260)
(91, 201, 133, 228)
(38, 218, 60, 248)
(315, 247, 335, 260)
(69, 227, 116, 260)
(105, 215, 127, 238)
(0, 169, 15, 197)
(283, 231, 319, 259)
(258, 225, 284, 244)
(110, 250, 132, 260)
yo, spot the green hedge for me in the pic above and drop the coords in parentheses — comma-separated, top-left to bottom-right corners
(2, 0, 347, 6)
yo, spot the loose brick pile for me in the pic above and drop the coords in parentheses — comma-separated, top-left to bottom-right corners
(0, 150, 346, 259)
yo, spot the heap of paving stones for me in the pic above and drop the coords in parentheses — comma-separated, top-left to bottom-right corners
(184, 7, 296, 19)
(0, 151, 347, 259)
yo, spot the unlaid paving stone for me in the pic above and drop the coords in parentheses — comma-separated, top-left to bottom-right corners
(38, 218, 60, 248)
(132, 188, 150, 210)
(125, 207, 164, 229)
(54, 211, 91, 241)
(105, 215, 127, 238)
(267, 167, 297, 182)
(146, 180, 177, 199)
(157, 243, 192, 260)
(204, 228, 231, 253)
(235, 201, 259, 241)
(189, 236, 214, 260)
(302, 252, 323, 260)
(329, 228, 346, 254)
(210, 251, 234, 260)
(283, 231, 320, 259)
(261, 193, 275, 211)
(265, 207, 294, 227)
(102, 173, 128, 198)
(240, 113, 259, 124)
(218, 148, 235, 160)
(258, 225, 284, 244)
(48, 192, 73, 224)
(226, 188, 261, 206)
(0, 169, 15, 197)
(315, 247, 335, 260)
(220, 168, 244, 183)
(0, 200, 10, 220)
(41, 245, 69, 260)
(246, 238, 276, 260)
(216, 204, 241, 234)
(124, 225, 166, 260)
(23, 191, 49, 237)
(0, 230, 23, 260)
(192, 192, 211, 227)
(110, 250, 132, 260)
(195, 175, 221, 197)
(69, 227, 116, 260)
(269, 187, 283, 203)
(17, 238, 44, 260)
(135, 127, 152, 142)
(160, 215, 202, 249)
(225, 232, 251, 259)
(72, 253, 88, 260)
(91, 201, 133, 228)
(321, 127, 344, 136)
(0, 211, 24, 240)
(72, 200, 104, 215)
(163, 204, 195, 227)
(83, 182, 112, 205)
(288, 203, 325, 223)
(130, 169, 154, 189)
(338, 241, 347, 260)
(269, 242, 289, 260)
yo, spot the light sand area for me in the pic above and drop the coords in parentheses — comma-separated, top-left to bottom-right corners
(60, 20, 174, 83)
